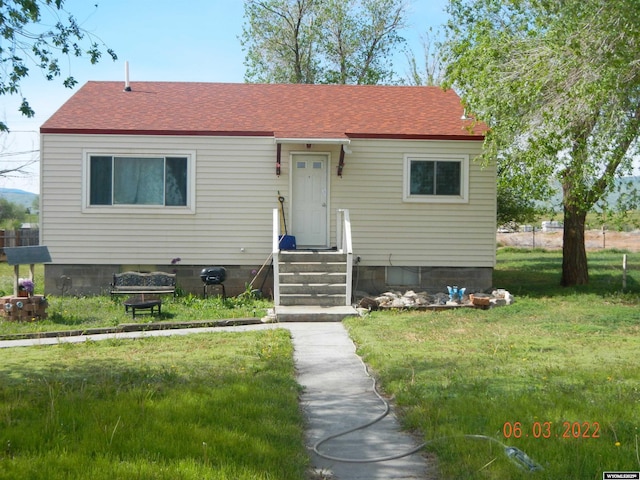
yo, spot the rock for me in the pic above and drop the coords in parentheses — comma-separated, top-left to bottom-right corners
(433, 293, 449, 305)
(261, 308, 277, 323)
(359, 297, 379, 311)
(391, 298, 406, 308)
(414, 296, 429, 306)
(368, 289, 514, 310)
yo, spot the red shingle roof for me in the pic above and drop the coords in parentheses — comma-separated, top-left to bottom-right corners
(40, 81, 486, 140)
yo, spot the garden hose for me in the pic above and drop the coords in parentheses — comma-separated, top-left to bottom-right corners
(312, 355, 543, 471)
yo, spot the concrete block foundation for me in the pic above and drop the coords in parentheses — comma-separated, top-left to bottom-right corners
(353, 265, 494, 297)
(45, 264, 492, 299)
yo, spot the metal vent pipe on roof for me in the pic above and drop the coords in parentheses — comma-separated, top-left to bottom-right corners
(124, 61, 132, 92)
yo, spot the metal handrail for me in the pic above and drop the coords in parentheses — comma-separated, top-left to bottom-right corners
(273, 208, 353, 307)
(337, 209, 353, 306)
(272, 208, 280, 305)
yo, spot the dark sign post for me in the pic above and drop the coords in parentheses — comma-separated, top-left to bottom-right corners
(4, 246, 52, 296)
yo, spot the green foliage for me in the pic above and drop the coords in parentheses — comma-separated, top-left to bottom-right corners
(0, 197, 27, 227)
(0, 332, 307, 479)
(443, 0, 640, 285)
(344, 249, 640, 478)
(241, 0, 406, 84)
(0, 0, 117, 131)
(591, 180, 640, 231)
(496, 164, 545, 228)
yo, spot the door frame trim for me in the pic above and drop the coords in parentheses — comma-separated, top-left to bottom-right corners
(289, 151, 331, 248)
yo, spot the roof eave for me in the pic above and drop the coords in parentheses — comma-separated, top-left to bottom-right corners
(275, 137, 351, 145)
(346, 133, 485, 141)
(39, 128, 275, 137)
(39, 129, 485, 142)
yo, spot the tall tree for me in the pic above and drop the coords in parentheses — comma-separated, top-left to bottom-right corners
(404, 28, 443, 86)
(241, 0, 319, 83)
(0, 198, 27, 227)
(241, 0, 407, 84)
(320, 0, 406, 84)
(443, 0, 640, 286)
(0, 1, 117, 132)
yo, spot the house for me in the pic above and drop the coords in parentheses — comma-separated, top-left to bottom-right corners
(40, 81, 495, 306)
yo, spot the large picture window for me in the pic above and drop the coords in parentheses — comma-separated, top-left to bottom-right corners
(403, 154, 469, 203)
(87, 154, 191, 208)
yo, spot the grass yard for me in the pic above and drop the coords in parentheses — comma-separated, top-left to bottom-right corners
(344, 248, 640, 479)
(0, 263, 272, 336)
(0, 330, 308, 480)
(0, 249, 638, 478)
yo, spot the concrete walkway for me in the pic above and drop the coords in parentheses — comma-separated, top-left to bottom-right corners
(288, 322, 432, 479)
(0, 322, 433, 479)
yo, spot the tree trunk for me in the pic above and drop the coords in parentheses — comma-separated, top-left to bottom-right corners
(560, 205, 589, 286)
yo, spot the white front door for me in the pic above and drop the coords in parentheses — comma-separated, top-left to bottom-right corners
(291, 153, 329, 247)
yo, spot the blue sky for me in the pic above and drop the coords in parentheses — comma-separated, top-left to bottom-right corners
(2, 0, 450, 193)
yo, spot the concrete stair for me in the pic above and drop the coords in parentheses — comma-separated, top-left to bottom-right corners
(275, 250, 358, 321)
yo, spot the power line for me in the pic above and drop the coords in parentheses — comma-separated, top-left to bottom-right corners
(0, 150, 40, 158)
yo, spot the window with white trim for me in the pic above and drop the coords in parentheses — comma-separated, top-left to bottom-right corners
(403, 154, 469, 203)
(85, 153, 194, 211)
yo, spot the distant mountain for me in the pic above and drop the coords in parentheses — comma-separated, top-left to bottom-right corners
(0, 188, 38, 210)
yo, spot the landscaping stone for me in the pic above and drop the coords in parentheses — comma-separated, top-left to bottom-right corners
(358, 289, 514, 310)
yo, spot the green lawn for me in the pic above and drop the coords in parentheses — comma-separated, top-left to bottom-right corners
(344, 248, 640, 479)
(0, 263, 272, 336)
(0, 330, 308, 480)
(1, 249, 638, 479)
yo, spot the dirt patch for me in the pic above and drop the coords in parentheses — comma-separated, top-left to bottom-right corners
(497, 230, 640, 252)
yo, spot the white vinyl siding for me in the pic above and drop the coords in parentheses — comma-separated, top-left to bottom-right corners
(41, 134, 288, 265)
(329, 139, 495, 268)
(41, 134, 495, 268)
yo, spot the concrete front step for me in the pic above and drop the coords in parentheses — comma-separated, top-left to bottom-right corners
(277, 249, 351, 308)
(279, 294, 347, 307)
(279, 283, 347, 295)
(279, 272, 347, 282)
(275, 305, 359, 322)
(278, 262, 346, 273)
(279, 251, 347, 262)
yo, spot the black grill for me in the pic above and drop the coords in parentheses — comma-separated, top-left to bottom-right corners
(200, 267, 226, 284)
(200, 267, 226, 298)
